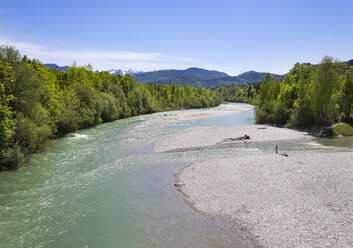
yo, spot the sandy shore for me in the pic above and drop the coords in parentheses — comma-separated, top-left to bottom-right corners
(154, 125, 313, 153)
(176, 151, 353, 247)
(134, 104, 254, 129)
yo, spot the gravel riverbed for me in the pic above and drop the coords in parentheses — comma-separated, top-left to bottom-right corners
(176, 151, 353, 247)
(154, 125, 313, 153)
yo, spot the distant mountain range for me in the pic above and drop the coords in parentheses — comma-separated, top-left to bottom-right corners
(41, 64, 286, 88)
(153, 70, 284, 88)
(107, 68, 144, 77)
(44, 59, 353, 89)
(133, 67, 229, 84)
(44, 63, 70, 72)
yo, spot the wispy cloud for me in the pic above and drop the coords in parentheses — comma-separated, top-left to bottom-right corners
(0, 36, 196, 71)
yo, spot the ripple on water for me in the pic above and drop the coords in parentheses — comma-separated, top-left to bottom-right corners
(0, 108, 310, 248)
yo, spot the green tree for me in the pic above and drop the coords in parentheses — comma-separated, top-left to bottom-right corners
(0, 60, 15, 155)
(311, 56, 340, 124)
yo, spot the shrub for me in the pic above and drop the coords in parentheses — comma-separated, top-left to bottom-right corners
(332, 123, 353, 136)
(1, 145, 24, 170)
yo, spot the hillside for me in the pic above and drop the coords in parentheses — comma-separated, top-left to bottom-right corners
(134, 67, 229, 84)
(152, 71, 284, 88)
(43, 60, 351, 89)
(44, 63, 70, 71)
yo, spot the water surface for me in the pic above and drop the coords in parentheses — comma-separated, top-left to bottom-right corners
(0, 104, 255, 248)
(1, 103, 350, 248)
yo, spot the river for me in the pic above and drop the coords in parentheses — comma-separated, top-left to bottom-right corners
(0, 103, 352, 248)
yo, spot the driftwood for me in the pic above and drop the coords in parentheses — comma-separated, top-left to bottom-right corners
(280, 153, 289, 157)
(220, 134, 250, 142)
(174, 183, 185, 187)
(217, 134, 250, 146)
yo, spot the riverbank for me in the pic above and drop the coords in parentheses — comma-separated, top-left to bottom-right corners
(147, 106, 353, 247)
(176, 150, 353, 247)
(134, 104, 254, 129)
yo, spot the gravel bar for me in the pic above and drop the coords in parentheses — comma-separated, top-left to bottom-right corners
(154, 125, 313, 153)
(176, 151, 353, 247)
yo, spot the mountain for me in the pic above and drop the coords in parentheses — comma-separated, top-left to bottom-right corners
(237, 70, 284, 82)
(152, 77, 204, 87)
(43, 64, 284, 88)
(44, 63, 70, 72)
(347, 59, 353, 66)
(150, 70, 284, 89)
(134, 67, 229, 84)
(107, 68, 144, 77)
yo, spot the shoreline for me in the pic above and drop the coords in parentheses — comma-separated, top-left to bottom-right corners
(174, 165, 262, 248)
(143, 105, 353, 247)
(154, 125, 313, 153)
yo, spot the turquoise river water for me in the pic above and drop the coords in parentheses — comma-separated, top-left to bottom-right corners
(1, 103, 352, 248)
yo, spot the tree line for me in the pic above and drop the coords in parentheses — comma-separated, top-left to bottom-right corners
(255, 56, 353, 128)
(0, 46, 222, 170)
(216, 83, 260, 103)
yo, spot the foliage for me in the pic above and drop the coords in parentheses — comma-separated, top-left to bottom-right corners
(254, 57, 353, 130)
(332, 123, 353, 136)
(0, 46, 222, 170)
(216, 83, 260, 103)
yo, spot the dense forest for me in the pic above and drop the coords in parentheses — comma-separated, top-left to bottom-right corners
(216, 83, 260, 103)
(255, 56, 353, 129)
(0, 46, 222, 170)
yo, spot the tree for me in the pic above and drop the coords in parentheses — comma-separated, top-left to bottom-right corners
(311, 56, 340, 124)
(340, 67, 353, 122)
(0, 46, 21, 64)
(0, 60, 15, 155)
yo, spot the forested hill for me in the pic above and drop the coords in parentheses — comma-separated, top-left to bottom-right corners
(43, 64, 285, 89)
(134, 67, 229, 84)
(149, 71, 284, 88)
(0, 46, 222, 170)
(43, 63, 69, 71)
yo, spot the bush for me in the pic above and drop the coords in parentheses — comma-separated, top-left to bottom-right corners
(332, 123, 353, 136)
(14, 113, 52, 153)
(57, 109, 80, 134)
(14, 113, 39, 153)
(1, 145, 24, 170)
(273, 101, 290, 125)
(100, 92, 119, 122)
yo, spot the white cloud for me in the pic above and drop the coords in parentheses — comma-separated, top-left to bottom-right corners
(0, 36, 197, 71)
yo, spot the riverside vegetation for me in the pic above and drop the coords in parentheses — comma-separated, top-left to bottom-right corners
(1, 45, 352, 170)
(254, 56, 353, 133)
(0, 46, 222, 170)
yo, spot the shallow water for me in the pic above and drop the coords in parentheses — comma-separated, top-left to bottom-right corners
(1, 103, 350, 248)
(0, 104, 256, 248)
(315, 136, 353, 148)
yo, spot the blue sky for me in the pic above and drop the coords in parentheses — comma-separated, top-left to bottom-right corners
(1, 0, 353, 75)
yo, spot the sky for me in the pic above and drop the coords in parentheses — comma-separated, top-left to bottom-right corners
(1, 0, 353, 76)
